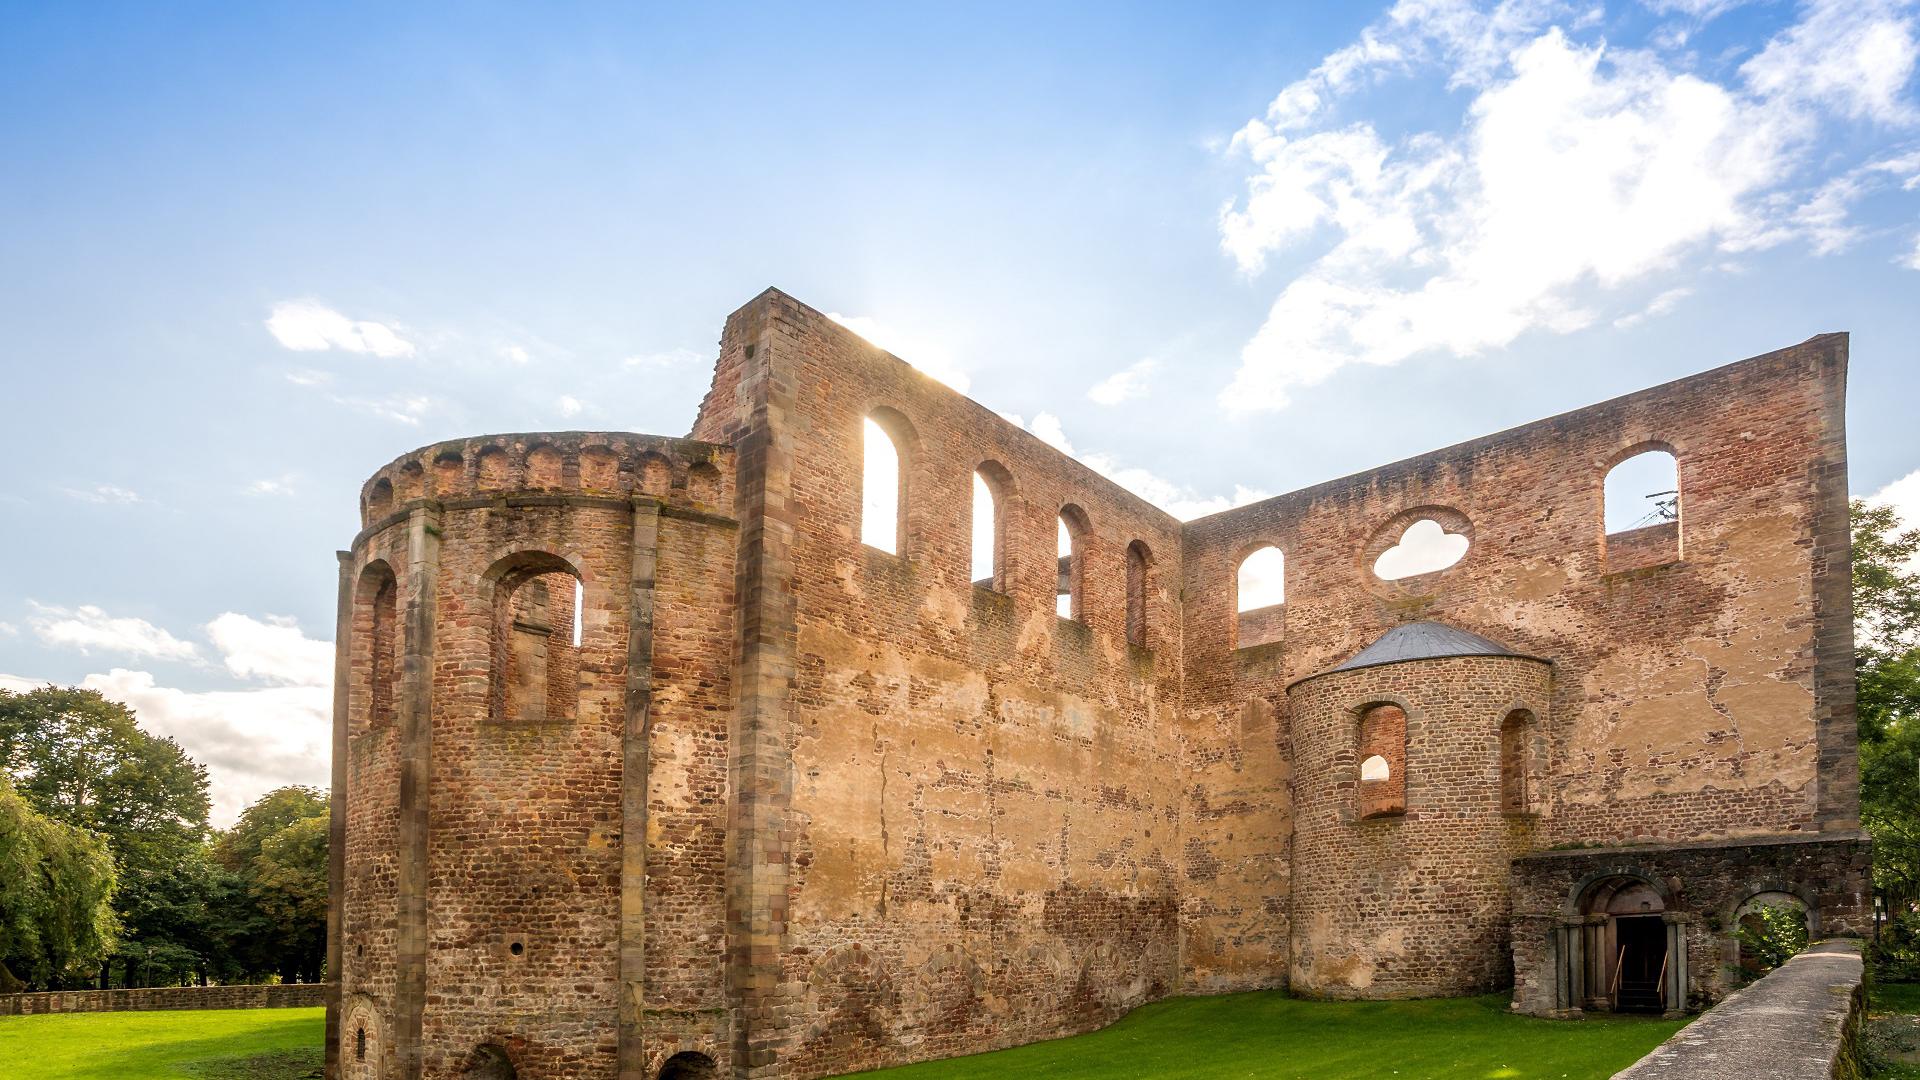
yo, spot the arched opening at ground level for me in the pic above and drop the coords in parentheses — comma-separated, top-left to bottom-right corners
(1576, 875, 1680, 1015)
(657, 1051, 718, 1080)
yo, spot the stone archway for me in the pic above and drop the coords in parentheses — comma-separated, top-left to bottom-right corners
(657, 1051, 719, 1080)
(1569, 874, 1684, 1015)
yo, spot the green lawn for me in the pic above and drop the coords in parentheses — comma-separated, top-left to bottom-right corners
(841, 993, 1686, 1080)
(0, 995, 1680, 1080)
(1867, 982, 1920, 1079)
(0, 1006, 324, 1080)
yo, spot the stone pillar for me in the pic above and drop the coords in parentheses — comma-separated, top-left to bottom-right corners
(393, 505, 440, 1080)
(1582, 916, 1609, 1012)
(325, 552, 353, 1080)
(619, 498, 661, 1080)
(1662, 914, 1689, 1018)
(724, 301, 799, 1077)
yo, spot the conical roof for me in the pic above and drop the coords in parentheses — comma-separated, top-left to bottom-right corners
(1320, 620, 1541, 677)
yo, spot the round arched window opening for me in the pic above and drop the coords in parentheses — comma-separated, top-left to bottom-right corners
(658, 1050, 720, 1080)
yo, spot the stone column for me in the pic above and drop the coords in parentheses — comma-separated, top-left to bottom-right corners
(325, 552, 353, 1080)
(1662, 914, 1689, 1017)
(619, 498, 661, 1080)
(393, 505, 440, 1080)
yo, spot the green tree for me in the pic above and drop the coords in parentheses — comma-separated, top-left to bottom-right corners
(0, 777, 118, 990)
(209, 786, 330, 983)
(0, 686, 213, 987)
(1854, 499, 1920, 976)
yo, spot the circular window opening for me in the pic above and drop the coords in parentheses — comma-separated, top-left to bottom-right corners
(509, 941, 524, 957)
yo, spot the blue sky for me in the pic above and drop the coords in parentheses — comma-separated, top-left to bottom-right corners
(2, 0, 1917, 820)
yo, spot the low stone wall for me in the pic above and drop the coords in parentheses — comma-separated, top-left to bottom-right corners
(0, 982, 329, 1016)
(1612, 940, 1864, 1079)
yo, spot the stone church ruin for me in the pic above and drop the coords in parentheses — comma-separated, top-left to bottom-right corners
(326, 288, 1870, 1079)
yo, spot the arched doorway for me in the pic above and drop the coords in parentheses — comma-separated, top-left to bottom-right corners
(1579, 876, 1673, 1014)
(657, 1051, 718, 1080)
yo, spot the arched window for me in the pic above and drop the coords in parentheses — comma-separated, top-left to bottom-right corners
(1373, 519, 1469, 580)
(1357, 703, 1407, 818)
(1604, 448, 1680, 569)
(526, 444, 564, 488)
(490, 553, 584, 724)
(861, 411, 914, 555)
(1501, 709, 1543, 815)
(1235, 545, 1286, 648)
(1056, 505, 1089, 621)
(366, 477, 394, 520)
(1126, 540, 1151, 648)
(971, 463, 1014, 592)
(686, 461, 721, 507)
(658, 1052, 718, 1080)
(637, 452, 672, 498)
(350, 562, 399, 737)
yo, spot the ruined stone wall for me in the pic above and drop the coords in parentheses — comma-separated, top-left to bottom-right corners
(1286, 655, 1551, 997)
(1181, 335, 1854, 995)
(335, 433, 736, 1080)
(1509, 834, 1872, 1016)
(708, 293, 1188, 1078)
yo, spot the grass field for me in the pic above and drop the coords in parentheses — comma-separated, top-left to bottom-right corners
(0, 994, 1683, 1080)
(0, 1006, 324, 1080)
(842, 992, 1685, 1080)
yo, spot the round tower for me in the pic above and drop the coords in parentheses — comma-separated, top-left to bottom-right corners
(332, 431, 736, 1080)
(1285, 621, 1551, 998)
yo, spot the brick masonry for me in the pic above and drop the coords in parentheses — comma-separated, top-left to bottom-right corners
(328, 289, 1866, 1079)
(0, 983, 327, 1015)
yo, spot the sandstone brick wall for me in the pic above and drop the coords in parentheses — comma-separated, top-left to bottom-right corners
(1181, 333, 1855, 994)
(717, 294, 1188, 1078)
(1287, 655, 1552, 997)
(329, 290, 1862, 1079)
(336, 433, 737, 1080)
(0, 982, 327, 1015)
(1508, 833, 1872, 1015)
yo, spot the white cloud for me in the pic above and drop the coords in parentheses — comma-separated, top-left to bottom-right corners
(1087, 359, 1159, 405)
(624, 347, 703, 368)
(265, 300, 415, 358)
(1904, 229, 1920, 270)
(1869, 468, 1920, 572)
(557, 394, 584, 418)
(503, 345, 531, 364)
(245, 474, 297, 497)
(1741, 0, 1918, 124)
(1007, 412, 1270, 519)
(28, 602, 202, 662)
(1218, 0, 1920, 411)
(6, 609, 336, 824)
(0, 622, 18, 637)
(82, 669, 329, 826)
(205, 612, 334, 688)
(329, 393, 434, 426)
(1613, 285, 1694, 328)
(64, 483, 144, 505)
(284, 368, 333, 387)
(1373, 518, 1472, 579)
(826, 312, 972, 393)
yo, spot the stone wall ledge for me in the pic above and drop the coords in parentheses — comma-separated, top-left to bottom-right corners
(0, 982, 330, 1016)
(1613, 940, 1863, 1079)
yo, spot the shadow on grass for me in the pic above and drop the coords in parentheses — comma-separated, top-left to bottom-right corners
(63, 1013, 322, 1080)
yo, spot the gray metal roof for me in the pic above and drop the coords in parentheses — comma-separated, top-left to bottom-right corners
(1326, 621, 1531, 674)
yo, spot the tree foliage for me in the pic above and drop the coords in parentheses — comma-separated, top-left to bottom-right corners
(0, 776, 118, 991)
(1854, 499, 1920, 977)
(0, 688, 330, 987)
